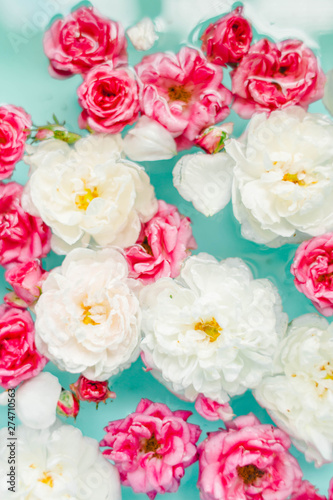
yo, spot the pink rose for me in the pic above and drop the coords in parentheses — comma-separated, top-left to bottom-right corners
(77, 63, 140, 133)
(0, 104, 31, 180)
(43, 6, 127, 78)
(56, 389, 80, 419)
(197, 413, 303, 500)
(70, 375, 115, 406)
(5, 260, 48, 308)
(135, 47, 232, 150)
(124, 200, 197, 284)
(0, 182, 51, 269)
(201, 7, 252, 66)
(329, 479, 333, 500)
(194, 394, 234, 422)
(0, 305, 48, 389)
(231, 39, 326, 119)
(290, 233, 333, 316)
(101, 398, 201, 499)
(194, 122, 233, 154)
(289, 481, 327, 500)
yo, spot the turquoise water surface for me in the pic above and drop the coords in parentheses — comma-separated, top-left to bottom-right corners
(0, 0, 333, 497)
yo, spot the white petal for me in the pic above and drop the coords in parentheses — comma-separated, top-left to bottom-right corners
(127, 17, 158, 51)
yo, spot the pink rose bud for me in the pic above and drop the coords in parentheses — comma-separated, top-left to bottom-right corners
(35, 128, 54, 141)
(0, 104, 31, 180)
(70, 375, 116, 408)
(195, 122, 234, 154)
(43, 6, 127, 78)
(4, 291, 29, 309)
(201, 6, 252, 66)
(56, 389, 80, 419)
(5, 260, 48, 308)
(195, 394, 234, 422)
(34, 125, 81, 144)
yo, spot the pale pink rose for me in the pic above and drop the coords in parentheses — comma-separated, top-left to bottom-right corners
(101, 398, 201, 499)
(56, 389, 80, 419)
(70, 375, 116, 406)
(135, 47, 232, 150)
(195, 394, 234, 422)
(231, 39, 326, 119)
(197, 413, 303, 500)
(43, 6, 127, 78)
(0, 305, 48, 389)
(194, 122, 233, 154)
(78, 63, 140, 133)
(201, 7, 252, 66)
(5, 260, 48, 308)
(289, 481, 327, 500)
(291, 233, 333, 316)
(124, 200, 197, 284)
(0, 182, 51, 269)
(0, 104, 31, 180)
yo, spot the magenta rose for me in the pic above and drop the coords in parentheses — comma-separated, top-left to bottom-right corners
(201, 6, 252, 66)
(289, 481, 327, 500)
(197, 413, 302, 500)
(124, 200, 197, 284)
(135, 46, 232, 150)
(77, 63, 140, 133)
(0, 182, 51, 269)
(101, 398, 201, 499)
(194, 394, 233, 422)
(0, 305, 47, 389)
(231, 38, 326, 119)
(0, 104, 31, 180)
(329, 479, 333, 500)
(5, 259, 48, 308)
(43, 6, 127, 79)
(70, 375, 115, 406)
(290, 233, 333, 316)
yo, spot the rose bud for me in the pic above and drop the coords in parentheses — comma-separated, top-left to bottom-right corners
(70, 375, 116, 408)
(56, 389, 80, 419)
(195, 122, 234, 154)
(5, 259, 48, 309)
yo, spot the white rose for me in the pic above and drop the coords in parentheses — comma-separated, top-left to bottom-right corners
(172, 152, 235, 216)
(123, 116, 177, 161)
(0, 423, 121, 500)
(22, 133, 158, 254)
(16, 372, 61, 429)
(225, 107, 333, 246)
(127, 17, 158, 51)
(35, 248, 141, 381)
(140, 253, 287, 403)
(255, 313, 333, 466)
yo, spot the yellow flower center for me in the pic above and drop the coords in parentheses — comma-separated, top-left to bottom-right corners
(320, 362, 333, 380)
(194, 317, 222, 342)
(38, 471, 54, 488)
(168, 85, 192, 103)
(75, 186, 99, 211)
(282, 172, 306, 186)
(81, 304, 99, 326)
(237, 464, 265, 485)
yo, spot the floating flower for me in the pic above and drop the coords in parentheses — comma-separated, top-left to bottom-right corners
(291, 233, 333, 316)
(197, 413, 303, 500)
(194, 122, 233, 154)
(70, 375, 115, 406)
(231, 39, 325, 119)
(127, 17, 158, 51)
(22, 134, 157, 254)
(173, 152, 234, 216)
(123, 116, 177, 161)
(57, 389, 80, 419)
(5, 259, 48, 309)
(43, 6, 127, 78)
(201, 6, 252, 66)
(77, 63, 140, 134)
(0, 305, 47, 389)
(0, 182, 51, 268)
(255, 314, 333, 466)
(140, 253, 287, 403)
(194, 394, 234, 422)
(0, 423, 121, 499)
(16, 372, 61, 429)
(101, 398, 201, 499)
(0, 104, 31, 180)
(135, 46, 232, 150)
(124, 200, 197, 284)
(226, 107, 333, 246)
(289, 481, 327, 500)
(34, 248, 141, 381)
